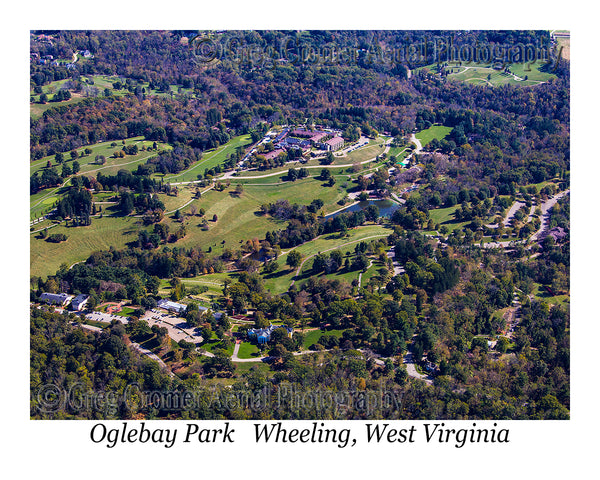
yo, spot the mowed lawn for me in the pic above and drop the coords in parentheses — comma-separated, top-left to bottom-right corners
(280, 224, 391, 260)
(30, 95, 88, 119)
(339, 137, 386, 164)
(180, 224, 391, 295)
(415, 125, 453, 147)
(159, 134, 253, 183)
(30, 215, 141, 278)
(301, 328, 345, 349)
(171, 187, 283, 255)
(428, 205, 459, 225)
(171, 179, 350, 255)
(446, 63, 555, 86)
(30, 137, 170, 177)
(243, 178, 347, 213)
(264, 224, 391, 294)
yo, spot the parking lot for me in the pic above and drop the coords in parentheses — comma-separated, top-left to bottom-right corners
(142, 309, 203, 344)
(85, 311, 129, 324)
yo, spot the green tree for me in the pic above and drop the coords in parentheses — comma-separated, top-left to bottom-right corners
(61, 163, 72, 177)
(286, 250, 302, 269)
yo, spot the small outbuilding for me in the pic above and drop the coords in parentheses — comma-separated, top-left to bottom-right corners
(70, 294, 89, 311)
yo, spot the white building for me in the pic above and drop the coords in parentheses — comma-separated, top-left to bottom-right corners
(324, 136, 344, 151)
(157, 299, 187, 315)
(70, 294, 89, 311)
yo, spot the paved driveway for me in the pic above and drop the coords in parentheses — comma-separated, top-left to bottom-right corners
(141, 311, 203, 344)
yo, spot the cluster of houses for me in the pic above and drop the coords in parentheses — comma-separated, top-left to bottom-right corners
(38, 292, 89, 311)
(260, 126, 345, 158)
(37, 294, 224, 321)
(31, 48, 92, 68)
(247, 324, 294, 344)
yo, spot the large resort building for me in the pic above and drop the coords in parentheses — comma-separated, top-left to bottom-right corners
(260, 125, 344, 158)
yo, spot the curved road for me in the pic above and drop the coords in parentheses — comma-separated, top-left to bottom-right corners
(483, 189, 569, 249)
(403, 349, 433, 385)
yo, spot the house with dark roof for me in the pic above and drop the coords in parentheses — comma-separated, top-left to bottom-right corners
(279, 137, 312, 150)
(273, 128, 289, 143)
(39, 292, 73, 307)
(540, 226, 568, 245)
(548, 226, 568, 242)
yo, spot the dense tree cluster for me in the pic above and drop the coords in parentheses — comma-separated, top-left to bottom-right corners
(30, 30, 569, 421)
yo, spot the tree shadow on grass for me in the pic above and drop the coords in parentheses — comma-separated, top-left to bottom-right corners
(263, 269, 292, 280)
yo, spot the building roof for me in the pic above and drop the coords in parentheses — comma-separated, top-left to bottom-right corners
(71, 294, 89, 309)
(310, 132, 328, 142)
(263, 148, 285, 160)
(157, 299, 187, 312)
(549, 226, 568, 241)
(39, 292, 73, 304)
(325, 136, 344, 146)
(247, 324, 293, 340)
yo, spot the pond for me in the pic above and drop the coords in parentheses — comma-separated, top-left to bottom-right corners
(325, 199, 401, 220)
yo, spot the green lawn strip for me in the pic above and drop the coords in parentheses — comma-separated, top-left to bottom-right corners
(293, 266, 361, 292)
(30, 220, 60, 235)
(445, 63, 555, 86)
(301, 328, 345, 349)
(200, 333, 235, 356)
(30, 78, 72, 98)
(30, 136, 170, 176)
(30, 215, 141, 278)
(160, 134, 253, 183)
(428, 205, 459, 225)
(114, 307, 135, 317)
(265, 225, 390, 294)
(170, 190, 281, 256)
(359, 260, 388, 285)
(236, 341, 262, 359)
(415, 125, 453, 146)
(234, 362, 272, 375)
(30, 195, 60, 220)
(157, 188, 195, 214)
(81, 319, 110, 329)
(242, 178, 345, 211)
(230, 165, 357, 183)
(427, 205, 474, 232)
(280, 224, 391, 260)
(506, 62, 557, 83)
(169, 180, 355, 256)
(340, 138, 386, 164)
(524, 179, 560, 193)
(531, 282, 569, 306)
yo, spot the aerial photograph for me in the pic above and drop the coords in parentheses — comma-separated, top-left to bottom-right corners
(29, 29, 570, 421)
